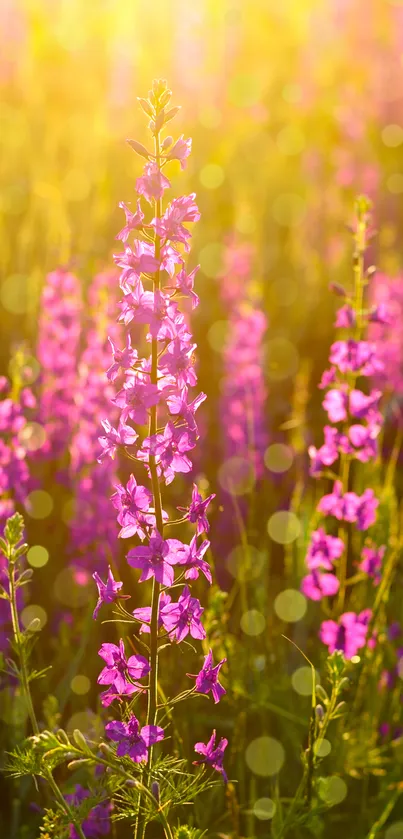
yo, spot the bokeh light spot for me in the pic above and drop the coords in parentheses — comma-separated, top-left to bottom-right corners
(274, 589, 307, 622)
(198, 106, 221, 129)
(18, 422, 47, 453)
(253, 655, 266, 671)
(54, 567, 92, 608)
(266, 337, 299, 381)
(318, 776, 347, 806)
(271, 193, 306, 226)
(20, 356, 41, 385)
(268, 511, 301, 544)
(264, 443, 294, 474)
(199, 243, 224, 278)
(253, 798, 276, 820)
(387, 174, 403, 194)
(314, 738, 332, 758)
(226, 544, 265, 581)
(70, 675, 91, 695)
(63, 169, 91, 201)
(386, 823, 403, 839)
(218, 456, 255, 496)
(276, 125, 305, 156)
(25, 490, 53, 520)
(27, 545, 49, 569)
(241, 609, 266, 636)
(382, 124, 403, 147)
(21, 604, 47, 632)
(66, 710, 100, 735)
(207, 320, 228, 352)
(245, 736, 285, 777)
(291, 666, 319, 696)
(1, 275, 29, 315)
(199, 163, 225, 189)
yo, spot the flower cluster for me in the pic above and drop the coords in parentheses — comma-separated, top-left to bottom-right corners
(65, 784, 111, 838)
(36, 269, 82, 460)
(94, 80, 227, 792)
(67, 271, 121, 574)
(302, 198, 388, 657)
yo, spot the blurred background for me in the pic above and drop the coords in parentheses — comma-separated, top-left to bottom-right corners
(2, 2, 403, 835)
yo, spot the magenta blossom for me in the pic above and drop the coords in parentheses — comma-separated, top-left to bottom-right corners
(65, 785, 111, 838)
(176, 535, 212, 583)
(114, 378, 160, 426)
(319, 610, 372, 659)
(189, 649, 226, 703)
(301, 570, 340, 601)
(116, 199, 145, 242)
(126, 529, 182, 586)
(97, 639, 150, 693)
(161, 585, 206, 642)
(165, 135, 192, 168)
(92, 566, 129, 619)
(99, 681, 139, 708)
(329, 339, 384, 376)
(193, 730, 228, 782)
(359, 544, 385, 585)
(308, 426, 339, 475)
(177, 483, 215, 535)
(136, 161, 171, 203)
(98, 419, 138, 462)
(132, 591, 173, 633)
(152, 194, 200, 251)
(106, 335, 138, 382)
(335, 304, 355, 328)
(105, 714, 164, 763)
(318, 481, 379, 530)
(305, 527, 344, 571)
(111, 475, 152, 539)
(174, 265, 200, 309)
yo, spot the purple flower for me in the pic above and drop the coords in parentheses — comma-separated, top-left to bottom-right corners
(161, 585, 206, 642)
(329, 339, 384, 376)
(174, 265, 200, 309)
(301, 569, 340, 601)
(165, 135, 192, 169)
(98, 419, 138, 462)
(126, 529, 182, 586)
(99, 681, 139, 707)
(65, 785, 111, 838)
(132, 592, 173, 633)
(308, 426, 339, 475)
(111, 475, 152, 539)
(97, 639, 150, 693)
(92, 566, 129, 619)
(114, 378, 160, 426)
(105, 714, 164, 762)
(318, 482, 379, 530)
(175, 535, 212, 583)
(152, 194, 200, 251)
(322, 388, 348, 423)
(359, 544, 385, 585)
(160, 338, 197, 389)
(136, 161, 171, 203)
(177, 483, 215, 535)
(116, 199, 145, 242)
(189, 649, 226, 703)
(114, 241, 159, 293)
(349, 388, 382, 420)
(106, 334, 138, 382)
(319, 610, 372, 659)
(305, 527, 344, 570)
(193, 730, 228, 782)
(334, 304, 355, 328)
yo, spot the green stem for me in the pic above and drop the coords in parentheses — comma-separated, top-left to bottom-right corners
(135, 122, 165, 839)
(8, 553, 86, 839)
(365, 787, 402, 839)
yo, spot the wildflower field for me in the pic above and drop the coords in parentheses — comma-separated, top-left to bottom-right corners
(2, 1, 403, 837)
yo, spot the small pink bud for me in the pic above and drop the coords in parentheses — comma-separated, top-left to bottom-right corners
(161, 136, 173, 150)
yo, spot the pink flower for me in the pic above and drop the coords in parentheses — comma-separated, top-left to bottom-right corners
(359, 544, 385, 585)
(301, 569, 340, 601)
(116, 199, 145, 242)
(305, 527, 344, 570)
(319, 610, 371, 659)
(136, 161, 171, 203)
(166, 135, 192, 169)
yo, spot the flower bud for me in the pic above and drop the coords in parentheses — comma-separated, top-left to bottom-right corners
(151, 781, 160, 803)
(126, 139, 151, 159)
(73, 729, 89, 752)
(315, 704, 324, 721)
(67, 759, 92, 770)
(57, 729, 70, 745)
(337, 677, 350, 692)
(164, 106, 181, 124)
(160, 89, 172, 107)
(161, 136, 173, 150)
(138, 98, 153, 117)
(328, 282, 347, 297)
(152, 78, 167, 97)
(315, 684, 328, 703)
